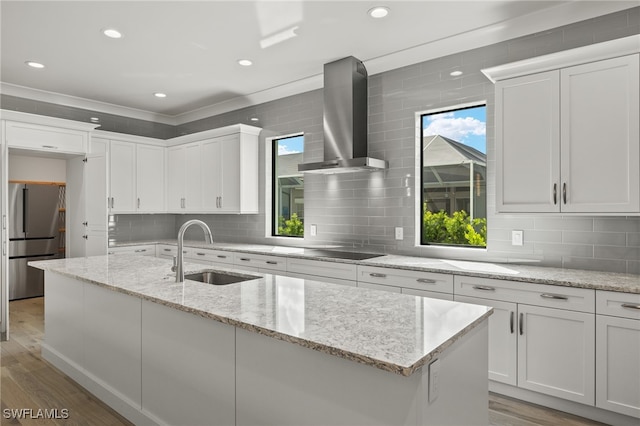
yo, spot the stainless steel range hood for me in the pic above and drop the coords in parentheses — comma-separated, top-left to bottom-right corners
(298, 56, 387, 174)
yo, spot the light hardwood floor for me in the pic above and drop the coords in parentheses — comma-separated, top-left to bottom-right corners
(2, 297, 608, 426)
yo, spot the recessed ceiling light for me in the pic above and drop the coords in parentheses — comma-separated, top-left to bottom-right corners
(450, 70, 463, 77)
(90, 117, 100, 122)
(250, 116, 259, 122)
(368, 6, 390, 18)
(102, 28, 123, 39)
(238, 59, 253, 67)
(154, 92, 167, 98)
(25, 61, 45, 69)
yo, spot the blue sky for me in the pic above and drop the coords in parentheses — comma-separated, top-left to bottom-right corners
(422, 105, 486, 153)
(277, 135, 304, 155)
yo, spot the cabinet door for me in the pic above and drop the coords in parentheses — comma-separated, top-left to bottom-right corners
(166, 145, 185, 211)
(200, 139, 222, 211)
(219, 135, 241, 212)
(84, 152, 108, 256)
(596, 315, 640, 418)
(136, 145, 165, 212)
(517, 304, 595, 404)
(495, 71, 560, 212)
(455, 295, 517, 385)
(109, 140, 136, 212)
(560, 54, 639, 213)
(183, 143, 202, 211)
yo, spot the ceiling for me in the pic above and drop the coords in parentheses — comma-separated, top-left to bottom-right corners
(1, 1, 636, 124)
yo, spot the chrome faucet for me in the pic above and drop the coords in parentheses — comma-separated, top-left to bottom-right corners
(174, 219, 213, 282)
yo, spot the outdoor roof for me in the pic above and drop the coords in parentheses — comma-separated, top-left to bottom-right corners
(422, 135, 486, 167)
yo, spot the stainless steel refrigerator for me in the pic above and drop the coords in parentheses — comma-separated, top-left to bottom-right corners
(9, 182, 62, 300)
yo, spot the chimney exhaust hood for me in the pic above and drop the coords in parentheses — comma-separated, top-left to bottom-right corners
(298, 56, 387, 174)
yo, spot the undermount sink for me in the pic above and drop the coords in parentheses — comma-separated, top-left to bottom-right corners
(185, 270, 260, 286)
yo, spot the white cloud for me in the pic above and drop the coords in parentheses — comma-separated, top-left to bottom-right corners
(424, 113, 485, 141)
(278, 144, 302, 155)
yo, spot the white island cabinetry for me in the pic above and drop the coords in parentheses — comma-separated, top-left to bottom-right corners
(34, 255, 492, 426)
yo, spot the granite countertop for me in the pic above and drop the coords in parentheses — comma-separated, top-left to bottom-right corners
(30, 255, 492, 377)
(115, 240, 640, 294)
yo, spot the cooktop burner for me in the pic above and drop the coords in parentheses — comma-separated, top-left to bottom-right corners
(303, 249, 384, 261)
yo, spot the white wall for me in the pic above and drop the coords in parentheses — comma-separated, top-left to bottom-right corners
(9, 154, 66, 182)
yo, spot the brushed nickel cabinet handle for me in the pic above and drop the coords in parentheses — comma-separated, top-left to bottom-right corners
(510, 311, 515, 334)
(239, 258, 250, 261)
(519, 313, 524, 335)
(137, 198, 141, 209)
(266, 261, 278, 265)
(370, 273, 387, 278)
(563, 182, 567, 204)
(163, 248, 171, 252)
(217, 255, 227, 259)
(622, 303, 640, 311)
(540, 293, 569, 301)
(196, 252, 206, 256)
(473, 285, 496, 291)
(134, 249, 147, 253)
(42, 145, 58, 149)
(553, 183, 557, 205)
(416, 278, 436, 284)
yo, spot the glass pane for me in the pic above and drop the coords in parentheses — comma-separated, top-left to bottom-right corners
(273, 135, 304, 237)
(421, 105, 487, 247)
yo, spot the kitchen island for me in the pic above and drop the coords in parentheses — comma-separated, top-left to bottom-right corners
(31, 255, 492, 426)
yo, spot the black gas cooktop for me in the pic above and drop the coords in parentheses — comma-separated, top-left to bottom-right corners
(302, 249, 384, 261)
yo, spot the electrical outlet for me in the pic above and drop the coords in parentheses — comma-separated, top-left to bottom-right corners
(428, 358, 440, 403)
(310, 224, 317, 237)
(511, 230, 524, 246)
(395, 227, 403, 240)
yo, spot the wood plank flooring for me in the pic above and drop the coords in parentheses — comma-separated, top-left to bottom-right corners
(2, 297, 608, 426)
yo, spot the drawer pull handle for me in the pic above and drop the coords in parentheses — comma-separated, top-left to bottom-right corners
(473, 285, 495, 291)
(519, 313, 524, 335)
(163, 248, 171, 252)
(240, 258, 250, 261)
(416, 278, 436, 284)
(217, 255, 227, 259)
(553, 183, 557, 205)
(266, 261, 278, 265)
(370, 273, 387, 278)
(196, 252, 206, 256)
(134, 249, 146, 253)
(510, 311, 515, 334)
(42, 145, 58, 149)
(622, 303, 640, 311)
(540, 293, 568, 301)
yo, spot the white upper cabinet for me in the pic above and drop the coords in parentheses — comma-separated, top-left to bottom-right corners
(103, 137, 165, 213)
(560, 55, 639, 213)
(167, 142, 202, 212)
(486, 36, 640, 214)
(5, 120, 88, 155)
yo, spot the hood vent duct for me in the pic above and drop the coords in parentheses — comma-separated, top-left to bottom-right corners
(298, 56, 387, 173)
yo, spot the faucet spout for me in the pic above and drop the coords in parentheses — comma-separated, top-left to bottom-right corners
(175, 219, 213, 282)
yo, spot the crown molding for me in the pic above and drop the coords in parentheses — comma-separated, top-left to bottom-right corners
(1, 2, 637, 127)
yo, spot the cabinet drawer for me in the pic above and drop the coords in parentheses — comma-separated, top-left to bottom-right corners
(455, 276, 595, 313)
(357, 265, 453, 294)
(233, 253, 287, 273)
(286, 271, 357, 287)
(186, 248, 234, 266)
(109, 245, 156, 256)
(6, 121, 87, 154)
(287, 257, 357, 282)
(596, 291, 640, 320)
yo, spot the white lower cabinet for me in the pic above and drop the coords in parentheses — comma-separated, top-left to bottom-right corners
(595, 291, 640, 418)
(454, 276, 595, 405)
(356, 265, 454, 299)
(287, 257, 357, 286)
(140, 300, 235, 425)
(517, 304, 595, 404)
(455, 296, 517, 385)
(108, 244, 156, 256)
(233, 253, 287, 273)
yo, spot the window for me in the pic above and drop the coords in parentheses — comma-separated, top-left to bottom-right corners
(420, 104, 487, 247)
(272, 135, 304, 237)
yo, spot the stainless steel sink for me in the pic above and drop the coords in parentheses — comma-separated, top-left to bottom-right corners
(185, 270, 260, 285)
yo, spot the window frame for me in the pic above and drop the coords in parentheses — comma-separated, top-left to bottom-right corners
(414, 101, 488, 255)
(265, 132, 305, 240)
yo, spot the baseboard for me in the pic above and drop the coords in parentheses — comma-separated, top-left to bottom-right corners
(490, 382, 639, 426)
(41, 343, 162, 425)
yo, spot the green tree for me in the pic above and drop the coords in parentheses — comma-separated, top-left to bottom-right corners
(422, 206, 486, 247)
(278, 213, 304, 236)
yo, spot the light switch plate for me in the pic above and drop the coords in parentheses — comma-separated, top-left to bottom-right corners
(428, 358, 440, 403)
(512, 230, 524, 246)
(395, 227, 403, 240)
(310, 224, 317, 237)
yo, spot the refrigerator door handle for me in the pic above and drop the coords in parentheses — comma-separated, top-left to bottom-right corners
(23, 187, 29, 234)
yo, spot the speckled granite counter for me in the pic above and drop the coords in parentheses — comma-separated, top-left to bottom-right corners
(115, 240, 640, 293)
(30, 255, 492, 377)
